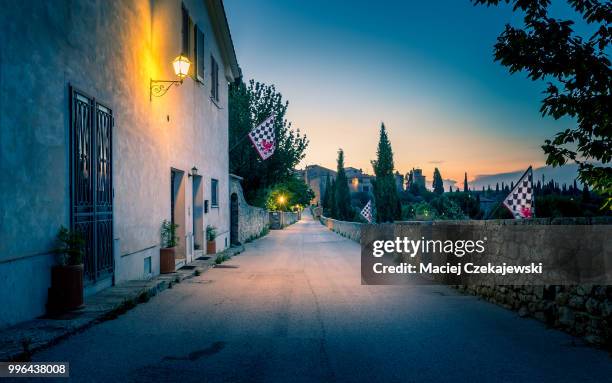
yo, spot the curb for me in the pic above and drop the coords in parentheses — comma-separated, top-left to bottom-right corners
(0, 245, 244, 361)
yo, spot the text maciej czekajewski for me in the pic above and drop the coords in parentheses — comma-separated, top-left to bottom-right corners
(371, 237, 543, 276)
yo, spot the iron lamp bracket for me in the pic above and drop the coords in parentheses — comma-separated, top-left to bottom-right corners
(150, 79, 183, 101)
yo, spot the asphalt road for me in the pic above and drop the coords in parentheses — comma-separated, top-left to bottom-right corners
(29, 212, 611, 382)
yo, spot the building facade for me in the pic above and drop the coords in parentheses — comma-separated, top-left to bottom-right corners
(302, 165, 336, 205)
(0, 0, 240, 328)
(345, 167, 374, 195)
(302, 165, 405, 206)
(407, 168, 427, 190)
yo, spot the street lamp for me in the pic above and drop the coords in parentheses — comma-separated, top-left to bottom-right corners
(277, 195, 286, 210)
(150, 54, 191, 101)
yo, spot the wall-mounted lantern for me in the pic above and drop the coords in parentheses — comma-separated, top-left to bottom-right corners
(150, 55, 191, 101)
(188, 166, 198, 177)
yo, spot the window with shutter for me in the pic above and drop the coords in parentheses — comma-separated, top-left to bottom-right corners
(211, 179, 219, 207)
(195, 25, 205, 83)
(181, 4, 194, 76)
(211, 56, 219, 101)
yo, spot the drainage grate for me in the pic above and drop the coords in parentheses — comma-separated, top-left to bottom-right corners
(214, 265, 239, 269)
(196, 256, 211, 261)
(179, 265, 197, 270)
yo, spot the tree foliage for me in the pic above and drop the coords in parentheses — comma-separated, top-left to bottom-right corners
(265, 177, 314, 212)
(334, 149, 353, 220)
(473, 0, 611, 208)
(321, 174, 332, 210)
(264, 179, 311, 211)
(229, 79, 309, 204)
(371, 123, 401, 222)
(433, 168, 444, 195)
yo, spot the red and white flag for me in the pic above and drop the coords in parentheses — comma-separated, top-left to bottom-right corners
(503, 166, 535, 219)
(248, 115, 276, 160)
(360, 200, 373, 223)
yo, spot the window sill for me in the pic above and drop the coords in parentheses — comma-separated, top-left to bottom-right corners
(211, 205, 219, 209)
(210, 96, 222, 109)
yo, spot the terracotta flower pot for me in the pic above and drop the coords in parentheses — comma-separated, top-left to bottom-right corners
(206, 240, 216, 255)
(49, 264, 84, 311)
(160, 247, 176, 274)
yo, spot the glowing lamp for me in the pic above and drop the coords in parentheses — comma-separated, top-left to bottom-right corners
(172, 55, 191, 79)
(150, 54, 192, 101)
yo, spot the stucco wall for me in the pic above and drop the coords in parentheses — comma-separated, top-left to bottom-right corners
(0, 0, 233, 328)
(229, 177, 269, 243)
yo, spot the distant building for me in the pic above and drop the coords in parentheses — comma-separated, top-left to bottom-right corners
(301, 165, 336, 205)
(394, 171, 405, 192)
(407, 168, 426, 190)
(301, 165, 405, 205)
(345, 167, 375, 195)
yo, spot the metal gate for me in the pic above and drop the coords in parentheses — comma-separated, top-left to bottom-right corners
(70, 87, 114, 284)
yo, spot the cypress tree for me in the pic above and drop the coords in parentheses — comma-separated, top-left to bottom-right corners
(582, 184, 591, 203)
(463, 172, 468, 192)
(433, 168, 444, 195)
(329, 179, 337, 218)
(371, 123, 400, 222)
(321, 174, 331, 212)
(334, 149, 352, 220)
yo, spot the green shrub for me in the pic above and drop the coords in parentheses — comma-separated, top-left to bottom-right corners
(54, 226, 85, 266)
(161, 220, 179, 248)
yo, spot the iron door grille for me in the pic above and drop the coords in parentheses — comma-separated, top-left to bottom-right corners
(70, 87, 114, 283)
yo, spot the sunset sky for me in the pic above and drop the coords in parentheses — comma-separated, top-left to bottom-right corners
(225, 0, 579, 185)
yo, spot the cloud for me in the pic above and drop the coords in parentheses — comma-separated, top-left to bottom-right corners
(428, 160, 445, 164)
(443, 179, 457, 187)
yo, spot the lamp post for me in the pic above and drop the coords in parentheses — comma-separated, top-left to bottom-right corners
(150, 55, 191, 101)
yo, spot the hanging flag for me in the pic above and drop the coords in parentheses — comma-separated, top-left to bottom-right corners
(360, 200, 373, 223)
(248, 115, 276, 160)
(503, 166, 535, 219)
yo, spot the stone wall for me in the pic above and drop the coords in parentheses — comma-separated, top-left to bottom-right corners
(230, 176, 269, 244)
(320, 216, 362, 242)
(318, 215, 612, 347)
(456, 285, 612, 346)
(269, 211, 299, 229)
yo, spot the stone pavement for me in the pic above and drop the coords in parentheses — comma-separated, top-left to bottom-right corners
(0, 246, 244, 362)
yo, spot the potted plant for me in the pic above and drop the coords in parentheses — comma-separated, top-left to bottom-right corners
(160, 220, 179, 274)
(206, 225, 217, 254)
(48, 226, 85, 312)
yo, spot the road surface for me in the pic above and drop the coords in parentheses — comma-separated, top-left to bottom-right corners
(30, 212, 612, 382)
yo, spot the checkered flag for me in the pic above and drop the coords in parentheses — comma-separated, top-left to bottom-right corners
(503, 166, 535, 219)
(248, 115, 276, 160)
(360, 200, 373, 223)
